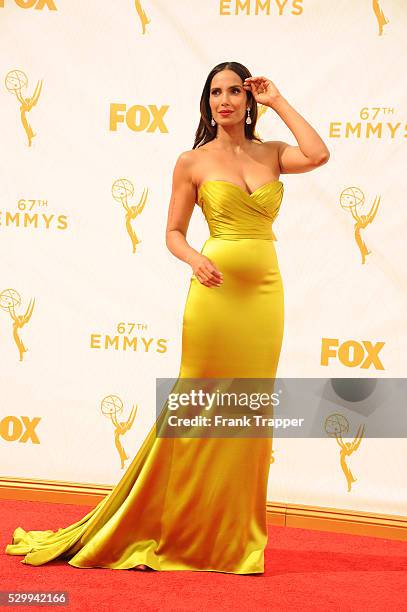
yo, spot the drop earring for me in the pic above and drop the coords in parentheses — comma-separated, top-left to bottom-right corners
(245, 108, 251, 125)
(211, 117, 216, 126)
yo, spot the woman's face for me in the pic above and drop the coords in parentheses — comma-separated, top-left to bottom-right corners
(208, 69, 248, 125)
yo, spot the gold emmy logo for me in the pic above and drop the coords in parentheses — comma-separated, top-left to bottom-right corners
(253, 103, 268, 141)
(101, 395, 138, 469)
(339, 186, 381, 264)
(134, 0, 150, 34)
(0, 0, 57, 9)
(325, 413, 365, 492)
(321, 338, 385, 370)
(372, 0, 389, 36)
(257, 104, 268, 120)
(5, 69, 43, 147)
(0, 288, 35, 362)
(112, 178, 148, 253)
(0, 415, 41, 443)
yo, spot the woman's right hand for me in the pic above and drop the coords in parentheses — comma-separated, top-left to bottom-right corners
(189, 253, 223, 288)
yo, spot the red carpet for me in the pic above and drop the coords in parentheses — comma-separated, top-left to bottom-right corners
(1, 499, 406, 611)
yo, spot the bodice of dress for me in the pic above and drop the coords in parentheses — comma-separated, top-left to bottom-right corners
(197, 179, 284, 240)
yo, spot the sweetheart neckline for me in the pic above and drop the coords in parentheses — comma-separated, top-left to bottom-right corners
(198, 178, 283, 198)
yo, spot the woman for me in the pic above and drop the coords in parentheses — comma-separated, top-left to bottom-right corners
(5, 61, 329, 574)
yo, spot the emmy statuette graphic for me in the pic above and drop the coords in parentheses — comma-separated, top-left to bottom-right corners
(5, 69, 43, 147)
(0, 288, 35, 362)
(340, 186, 381, 264)
(112, 178, 149, 253)
(101, 395, 138, 469)
(325, 413, 365, 492)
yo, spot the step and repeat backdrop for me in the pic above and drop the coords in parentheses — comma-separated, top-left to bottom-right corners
(0, 1, 406, 517)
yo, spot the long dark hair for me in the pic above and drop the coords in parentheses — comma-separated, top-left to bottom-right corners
(192, 61, 263, 149)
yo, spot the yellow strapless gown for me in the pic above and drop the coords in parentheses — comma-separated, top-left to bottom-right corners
(5, 179, 285, 574)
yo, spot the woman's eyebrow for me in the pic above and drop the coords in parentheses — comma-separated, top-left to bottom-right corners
(211, 84, 242, 90)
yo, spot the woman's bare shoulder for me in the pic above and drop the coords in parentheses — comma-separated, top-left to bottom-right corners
(172, 149, 206, 195)
(174, 145, 209, 165)
(173, 146, 211, 182)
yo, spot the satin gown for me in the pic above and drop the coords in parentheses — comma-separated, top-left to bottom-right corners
(5, 179, 285, 574)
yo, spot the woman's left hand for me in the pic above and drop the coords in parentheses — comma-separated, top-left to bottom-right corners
(243, 76, 282, 107)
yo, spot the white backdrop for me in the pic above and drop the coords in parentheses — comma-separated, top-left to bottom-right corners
(0, 0, 406, 517)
